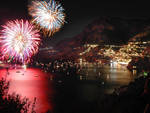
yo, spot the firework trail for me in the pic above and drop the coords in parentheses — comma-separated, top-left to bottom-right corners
(0, 19, 40, 63)
(28, 0, 66, 36)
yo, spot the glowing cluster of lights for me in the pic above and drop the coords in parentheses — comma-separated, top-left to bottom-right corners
(28, 0, 66, 36)
(0, 20, 40, 63)
(81, 40, 149, 66)
(103, 40, 149, 64)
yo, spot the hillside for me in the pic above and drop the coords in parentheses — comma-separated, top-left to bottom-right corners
(37, 17, 150, 61)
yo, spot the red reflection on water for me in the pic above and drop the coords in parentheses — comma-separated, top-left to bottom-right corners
(0, 68, 53, 113)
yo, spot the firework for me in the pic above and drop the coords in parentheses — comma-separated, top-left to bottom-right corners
(0, 19, 40, 63)
(28, 0, 66, 36)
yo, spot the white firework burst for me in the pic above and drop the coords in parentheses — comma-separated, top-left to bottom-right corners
(28, 0, 66, 36)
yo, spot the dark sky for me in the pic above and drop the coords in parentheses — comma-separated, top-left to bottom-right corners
(0, 0, 150, 44)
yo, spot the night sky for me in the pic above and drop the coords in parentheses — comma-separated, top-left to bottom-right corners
(0, 0, 150, 43)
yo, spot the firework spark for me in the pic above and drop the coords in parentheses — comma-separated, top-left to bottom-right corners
(28, 0, 66, 36)
(0, 19, 40, 63)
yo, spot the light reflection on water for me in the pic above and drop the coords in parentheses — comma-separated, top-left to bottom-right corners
(78, 65, 134, 93)
(0, 65, 135, 113)
(0, 68, 53, 113)
(79, 65, 134, 82)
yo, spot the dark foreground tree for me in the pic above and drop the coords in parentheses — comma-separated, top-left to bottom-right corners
(0, 78, 36, 113)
